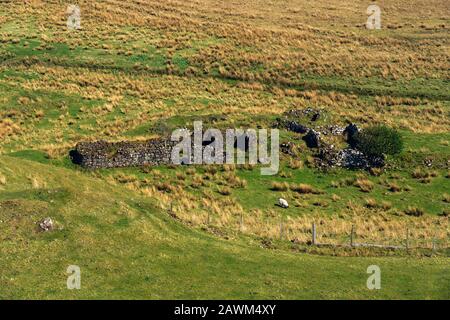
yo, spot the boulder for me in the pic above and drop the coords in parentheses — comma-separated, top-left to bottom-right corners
(38, 217, 54, 232)
(344, 123, 359, 146)
(303, 129, 321, 148)
(311, 111, 320, 122)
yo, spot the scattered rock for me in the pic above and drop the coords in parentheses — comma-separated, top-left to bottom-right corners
(284, 108, 323, 122)
(318, 146, 384, 170)
(340, 148, 373, 169)
(280, 142, 295, 156)
(275, 118, 308, 134)
(38, 217, 54, 232)
(318, 125, 345, 136)
(275, 108, 325, 134)
(424, 158, 433, 167)
(303, 129, 321, 148)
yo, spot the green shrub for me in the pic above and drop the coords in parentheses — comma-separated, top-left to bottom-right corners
(354, 125, 403, 157)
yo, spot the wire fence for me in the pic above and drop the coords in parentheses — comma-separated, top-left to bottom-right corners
(167, 203, 450, 252)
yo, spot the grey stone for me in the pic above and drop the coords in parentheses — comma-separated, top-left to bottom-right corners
(318, 146, 385, 170)
(39, 217, 54, 232)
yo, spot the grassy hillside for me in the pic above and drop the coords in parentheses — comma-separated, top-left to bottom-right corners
(0, 1, 449, 299)
(0, 156, 448, 299)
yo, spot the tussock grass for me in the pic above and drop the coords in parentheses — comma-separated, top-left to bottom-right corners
(217, 186, 232, 196)
(0, 0, 449, 299)
(443, 193, 450, 203)
(290, 183, 317, 194)
(354, 178, 374, 193)
(0, 174, 6, 186)
(270, 181, 289, 191)
(288, 159, 303, 170)
(404, 206, 425, 217)
(388, 182, 402, 193)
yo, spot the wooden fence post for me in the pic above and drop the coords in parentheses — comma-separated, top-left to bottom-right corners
(312, 223, 316, 246)
(239, 213, 244, 232)
(350, 225, 355, 247)
(405, 228, 409, 251)
(279, 220, 284, 240)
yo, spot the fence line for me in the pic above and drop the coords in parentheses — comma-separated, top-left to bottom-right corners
(166, 203, 449, 251)
(309, 223, 448, 251)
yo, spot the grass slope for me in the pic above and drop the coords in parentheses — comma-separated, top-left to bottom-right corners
(0, 156, 448, 299)
(0, 0, 449, 300)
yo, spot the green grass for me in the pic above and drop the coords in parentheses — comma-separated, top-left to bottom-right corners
(0, 1, 449, 300)
(0, 156, 448, 299)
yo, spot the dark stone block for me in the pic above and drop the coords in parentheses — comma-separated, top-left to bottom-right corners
(303, 129, 321, 148)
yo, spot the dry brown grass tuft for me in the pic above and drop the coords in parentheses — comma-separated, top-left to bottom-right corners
(388, 182, 402, 193)
(279, 171, 292, 178)
(365, 198, 378, 209)
(443, 193, 450, 203)
(365, 198, 393, 211)
(380, 201, 393, 211)
(354, 179, 374, 193)
(176, 172, 186, 180)
(270, 181, 289, 191)
(288, 159, 303, 170)
(369, 167, 383, 177)
(290, 183, 316, 194)
(156, 182, 177, 193)
(222, 164, 236, 172)
(0, 174, 6, 185)
(404, 207, 425, 217)
(217, 186, 232, 196)
(30, 176, 46, 189)
(331, 194, 341, 202)
(191, 175, 206, 189)
(114, 173, 138, 184)
(411, 168, 436, 183)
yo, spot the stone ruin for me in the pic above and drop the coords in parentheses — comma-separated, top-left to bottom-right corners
(70, 132, 254, 169)
(70, 139, 176, 169)
(70, 109, 383, 171)
(275, 108, 384, 170)
(317, 146, 385, 170)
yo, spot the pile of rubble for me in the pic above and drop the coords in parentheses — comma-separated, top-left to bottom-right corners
(274, 108, 322, 134)
(275, 109, 345, 138)
(317, 145, 384, 170)
(277, 108, 384, 170)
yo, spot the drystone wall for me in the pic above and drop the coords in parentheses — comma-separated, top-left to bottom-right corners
(70, 139, 176, 169)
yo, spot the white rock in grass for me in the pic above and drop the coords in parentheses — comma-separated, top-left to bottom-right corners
(278, 198, 289, 209)
(39, 217, 54, 232)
